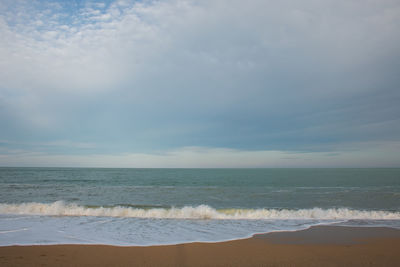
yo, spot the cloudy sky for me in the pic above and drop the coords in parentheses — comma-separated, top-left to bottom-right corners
(0, 0, 399, 167)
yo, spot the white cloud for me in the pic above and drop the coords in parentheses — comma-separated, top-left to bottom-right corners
(1, 142, 399, 168)
(1, 0, 398, 95)
(0, 0, 399, 165)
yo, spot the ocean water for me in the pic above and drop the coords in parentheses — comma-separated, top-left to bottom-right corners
(0, 167, 399, 246)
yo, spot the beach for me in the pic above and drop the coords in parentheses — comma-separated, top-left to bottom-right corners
(1, 168, 400, 266)
(1, 225, 400, 267)
(2, 0, 400, 264)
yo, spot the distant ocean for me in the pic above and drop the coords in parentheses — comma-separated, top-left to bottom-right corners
(1, 168, 399, 246)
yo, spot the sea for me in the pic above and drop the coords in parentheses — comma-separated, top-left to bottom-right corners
(0, 167, 399, 246)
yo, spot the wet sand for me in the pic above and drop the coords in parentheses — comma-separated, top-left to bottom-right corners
(1, 225, 400, 266)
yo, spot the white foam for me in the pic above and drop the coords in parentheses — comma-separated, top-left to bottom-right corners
(1, 201, 399, 220)
(0, 228, 29, 234)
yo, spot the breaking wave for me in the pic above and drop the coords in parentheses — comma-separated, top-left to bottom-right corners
(1, 201, 400, 220)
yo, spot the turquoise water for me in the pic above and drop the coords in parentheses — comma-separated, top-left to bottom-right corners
(1, 168, 399, 210)
(0, 168, 399, 245)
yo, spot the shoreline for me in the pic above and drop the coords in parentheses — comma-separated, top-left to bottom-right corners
(1, 225, 400, 266)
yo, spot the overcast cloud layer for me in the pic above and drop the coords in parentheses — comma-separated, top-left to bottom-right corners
(0, 0, 399, 167)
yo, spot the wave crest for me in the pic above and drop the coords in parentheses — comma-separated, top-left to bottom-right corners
(1, 201, 400, 220)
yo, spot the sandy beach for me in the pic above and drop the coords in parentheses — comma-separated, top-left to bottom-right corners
(1, 225, 400, 266)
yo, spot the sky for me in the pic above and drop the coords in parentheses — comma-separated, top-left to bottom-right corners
(0, 0, 399, 168)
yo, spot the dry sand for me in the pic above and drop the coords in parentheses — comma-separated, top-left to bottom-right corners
(1, 225, 400, 266)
